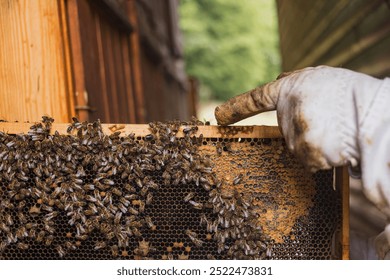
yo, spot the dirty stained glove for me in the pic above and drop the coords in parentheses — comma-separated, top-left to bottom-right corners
(215, 65, 390, 258)
(375, 224, 390, 260)
(215, 66, 390, 195)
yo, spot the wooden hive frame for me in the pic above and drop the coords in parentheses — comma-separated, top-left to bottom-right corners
(0, 122, 349, 259)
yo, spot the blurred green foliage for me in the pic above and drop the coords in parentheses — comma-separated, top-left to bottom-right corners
(179, 0, 280, 101)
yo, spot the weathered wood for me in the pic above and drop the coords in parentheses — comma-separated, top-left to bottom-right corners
(326, 22, 390, 67)
(0, 0, 73, 122)
(120, 35, 137, 123)
(277, 0, 390, 82)
(90, 0, 133, 33)
(94, 12, 111, 121)
(66, 0, 89, 121)
(58, 0, 76, 120)
(294, 0, 382, 70)
(127, 0, 146, 123)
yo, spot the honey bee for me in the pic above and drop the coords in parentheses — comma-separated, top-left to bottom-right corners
(93, 189, 101, 200)
(134, 240, 150, 257)
(114, 212, 122, 225)
(117, 203, 127, 214)
(216, 143, 223, 155)
(94, 241, 107, 250)
(265, 246, 272, 258)
(102, 179, 115, 186)
(112, 187, 122, 196)
(75, 234, 88, 241)
(17, 200, 27, 210)
(44, 235, 54, 246)
(132, 227, 141, 237)
(189, 200, 203, 210)
(199, 213, 208, 226)
(201, 183, 211, 191)
(185, 229, 204, 247)
(56, 245, 66, 258)
(1, 199, 14, 209)
(145, 193, 153, 205)
(75, 223, 86, 236)
(138, 200, 145, 213)
(44, 223, 55, 234)
(102, 192, 113, 205)
(183, 192, 194, 202)
(44, 211, 58, 222)
(34, 230, 46, 242)
(64, 241, 76, 251)
(82, 184, 95, 191)
(0, 241, 8, 252)
(85, 195, 97, 203)
(4, 213, 13, 226)
(239, 196, 251, 209)
(17, 242, 29, 250)
(86, 203, 98, 215)
(144, 216, 155, 230)
(119, 197, 130, 207)
(241, 209, 249, 219)
(15, 226, 28, 239)
(111, 245, 119, 257)
(0, 222, 10, 234)
(233, 174, 243, 185)
(217, 242, 228, 254)
(6, 232, 17, 244)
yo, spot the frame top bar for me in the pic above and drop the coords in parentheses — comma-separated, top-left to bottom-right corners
(0, 122, 282, 139)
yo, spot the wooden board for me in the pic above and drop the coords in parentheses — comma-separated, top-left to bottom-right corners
(0, 0, 74, 122)
(0, 122, 282, 139)
(277, 0, 390, 78)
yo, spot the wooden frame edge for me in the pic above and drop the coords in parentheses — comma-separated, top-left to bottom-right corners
(0, 121, 349, 259)
(336, 166, 350, 260)
(0, 122, 282, 139)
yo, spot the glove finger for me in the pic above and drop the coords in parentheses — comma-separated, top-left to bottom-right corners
(214, 80, 281, 125)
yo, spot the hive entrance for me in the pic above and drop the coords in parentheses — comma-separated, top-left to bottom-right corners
(0, 119, 342, 259)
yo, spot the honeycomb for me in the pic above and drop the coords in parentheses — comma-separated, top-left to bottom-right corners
(0, 117, 341, 260)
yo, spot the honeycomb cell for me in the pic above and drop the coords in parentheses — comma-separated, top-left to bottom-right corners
(0, 119, 341, 260)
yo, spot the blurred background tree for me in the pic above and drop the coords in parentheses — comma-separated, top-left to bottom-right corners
(179, 0, 280, 101)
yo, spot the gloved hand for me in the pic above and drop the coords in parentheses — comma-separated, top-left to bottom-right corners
(375, 224, 390, 260)
(215, 65, 390, 258)
(215, 66, 390, 198)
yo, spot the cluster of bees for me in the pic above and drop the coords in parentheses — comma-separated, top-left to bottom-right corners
(0, 116, 270, 259)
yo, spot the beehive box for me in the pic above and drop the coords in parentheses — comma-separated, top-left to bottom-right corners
(0, 120, 349, 260)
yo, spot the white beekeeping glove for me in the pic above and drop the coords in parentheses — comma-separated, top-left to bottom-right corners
(215, 65, 390, 258)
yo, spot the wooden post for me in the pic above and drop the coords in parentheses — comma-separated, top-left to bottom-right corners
(127, 0, 146, 123)
(66, 0, 90, 122)
(0, 0, 73, 122)
(336, 166, 350, 260)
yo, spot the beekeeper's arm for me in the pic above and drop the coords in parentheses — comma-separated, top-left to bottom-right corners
(215, 65, 390, 258)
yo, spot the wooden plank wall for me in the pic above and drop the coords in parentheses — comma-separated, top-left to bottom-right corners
(135, 0, 189, 122)
(276, 0, 390, 78)
(66, 0, 144, 123)
(0, 0, 190, 124)
(0, 0, 74, 122)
